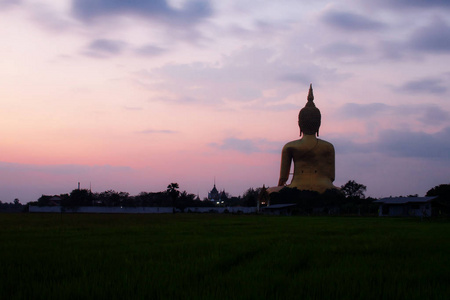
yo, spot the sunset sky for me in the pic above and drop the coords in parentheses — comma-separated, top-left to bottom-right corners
(1, 0, 449, 203)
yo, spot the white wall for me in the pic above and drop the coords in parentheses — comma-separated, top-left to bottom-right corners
(29, 206, 258, 214)
(379, 203, 432, 217)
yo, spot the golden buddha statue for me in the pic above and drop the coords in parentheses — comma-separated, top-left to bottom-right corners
(271, 84, 337, 194)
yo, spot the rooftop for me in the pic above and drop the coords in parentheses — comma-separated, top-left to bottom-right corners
(374, 196, 437, 204)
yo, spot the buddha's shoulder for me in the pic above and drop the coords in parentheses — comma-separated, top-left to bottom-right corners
(317, 139, 335, 149)
(282, 139, 301, 149)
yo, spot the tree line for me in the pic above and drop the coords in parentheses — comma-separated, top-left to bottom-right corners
(30, 183, 262, 210)
(12, 181, 450, 215)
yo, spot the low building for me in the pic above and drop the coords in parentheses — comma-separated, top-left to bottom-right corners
(262, 203, 297, 215)
(374, 196, 436, 217)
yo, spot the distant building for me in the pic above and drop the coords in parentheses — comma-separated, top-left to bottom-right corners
(207, 182, 228, 205)
(208, 184, 219, 202)
(374, 196, 436, 217)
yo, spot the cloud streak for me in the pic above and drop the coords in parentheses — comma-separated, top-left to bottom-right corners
(379, 127, 450, 160)
(396, 78, 447, 94)
(0, 161, 132, 175)
(135, 44, 167, 56)
(337, 102, 450, 126)
(338, 103, 390, 118)
(84, 39, 126, 57)
(71, 0, 212, 26)
(408, 19, 450, 54)
(0, 0, 21, 8)
(209, 138, 281, 154)
(332, 127, 450, 160)
(374, 0, 450, 9)
(321, 10, 385, 31)
(137, 129, 177, 134)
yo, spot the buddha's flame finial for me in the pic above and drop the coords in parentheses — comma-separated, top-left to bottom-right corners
(308, 84, 314, 102)
(305, 83, 315, 108)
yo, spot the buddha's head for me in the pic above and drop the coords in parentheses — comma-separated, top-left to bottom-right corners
(298, 84, 321, 136)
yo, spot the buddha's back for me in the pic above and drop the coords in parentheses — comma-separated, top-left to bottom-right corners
(286, 138, 335, 193)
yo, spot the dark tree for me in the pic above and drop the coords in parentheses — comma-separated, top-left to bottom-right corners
(340, 180, 367, 199)
(242, 188, 260, 207)
(258, 186, 270, 207)
(426, 184, 450, 215)
(166, 183, 180, 212)
(426, 184, 450, 199)
(66, 189, 92, 206)
(166, 183, 180, 198)
(177, 191, 197, 211)
(37, 195, 51, 206)
(98, 190, 119, 207)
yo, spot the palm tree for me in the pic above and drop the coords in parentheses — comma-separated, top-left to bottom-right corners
(166, 183, 180, 213)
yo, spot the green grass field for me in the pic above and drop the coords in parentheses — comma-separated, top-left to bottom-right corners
(1, 214, 449, 300)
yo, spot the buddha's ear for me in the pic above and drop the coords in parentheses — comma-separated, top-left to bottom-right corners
(299, 129, 303, 137)
(316, 129, 319, 137)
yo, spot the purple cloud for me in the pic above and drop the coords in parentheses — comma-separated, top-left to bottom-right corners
(419, 106, 450, 126)
(72, 0, 212, 26)
(0, 162, 132, 175)
(331, 127, 450, 160)
(87, 39, 126, 55)
(278, 73, 310, 85)
(378, 127, 450, 159)
(329, 138, 375, 155)
(396, 78, 447, 94)
(209, 138, 280, 154)
(318, 42, 366, 58)
(0, 0, 21, 8)
(322, 10, 385, 31)
(338, 103, 390, 118)
(408, 20, 450, 53)
(137, 129, 177, 134)
(336, 102, 450, 127)
(375, 0, 450, 9)
(135, 44, 167, 56)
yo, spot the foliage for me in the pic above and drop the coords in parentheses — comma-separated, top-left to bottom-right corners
(65, 189, 93, 207)
(136, 192, 172, 207)
(339, 197, 378, 215)
(340, 180, 367, 199)
(257, 186, 269, 206)
(269, 187, 345, 214)
(166, 183, 180, 212)
(25, 182, 450, 215)
(242, 188, 260, 207)
(37, 194, 67, 207)
(426, 184, 450, 199)
(166, 183, 180, 198)
(427, 184, 450, 215)
(1, 214, 450, 300)
(31, 183, 206, 209)
(0, 201, 26, 212)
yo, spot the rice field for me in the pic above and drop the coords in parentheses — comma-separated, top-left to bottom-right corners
(1, 214, 449, 299)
